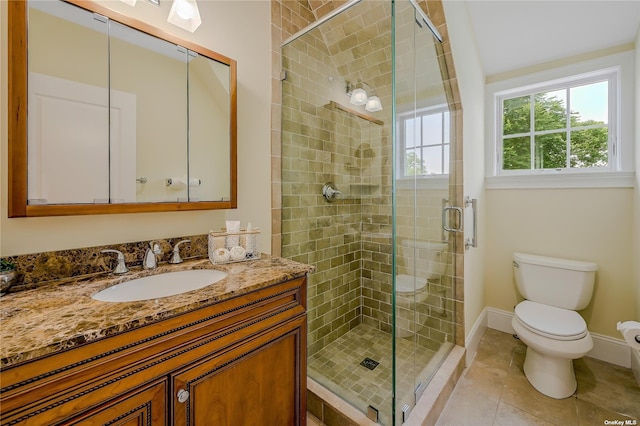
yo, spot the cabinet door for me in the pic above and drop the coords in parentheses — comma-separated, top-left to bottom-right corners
(60, 380, 167, 426)
(172, 317, 305, 426)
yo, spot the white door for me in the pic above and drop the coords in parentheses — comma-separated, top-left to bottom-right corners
(28, 73, 136, 204)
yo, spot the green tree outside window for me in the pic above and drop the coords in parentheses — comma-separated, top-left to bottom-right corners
(502, 88, 608, 171)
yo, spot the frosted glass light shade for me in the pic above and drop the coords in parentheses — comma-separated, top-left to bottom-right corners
(350, 88, 368, 106)
(175, 0, 194, 19)
(365, 96, 382, 112)
(168, 0, 202, 32)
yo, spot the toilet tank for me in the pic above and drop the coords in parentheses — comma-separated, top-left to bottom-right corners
(513, 252, 597, 310)
(398, 239, 449, 280)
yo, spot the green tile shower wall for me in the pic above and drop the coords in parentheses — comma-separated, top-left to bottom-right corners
(275, 0, 464, 351)
(280, 1, 458, 354)
(282, 30, 366, 354)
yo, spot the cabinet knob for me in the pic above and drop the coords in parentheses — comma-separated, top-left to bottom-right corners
(177, 389, 190, 403)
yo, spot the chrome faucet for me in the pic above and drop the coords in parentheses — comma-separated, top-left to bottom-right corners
(101, 249, 129, 274)
(169, 239, 191, 264)
(143, 242, 162, 269)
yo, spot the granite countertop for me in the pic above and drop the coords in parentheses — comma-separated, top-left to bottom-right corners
(0, 256, 314, 368)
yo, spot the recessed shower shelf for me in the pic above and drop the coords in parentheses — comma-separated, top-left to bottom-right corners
(344, 163, 362, 171)
(349, 184, 379, 196)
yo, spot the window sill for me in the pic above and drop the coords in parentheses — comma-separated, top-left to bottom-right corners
(485, 171, 635, 189)
(396, 176, 449, 190)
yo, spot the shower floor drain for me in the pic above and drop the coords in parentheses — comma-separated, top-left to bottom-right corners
(360, 357, 379, 370)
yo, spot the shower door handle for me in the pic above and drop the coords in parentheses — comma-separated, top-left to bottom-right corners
(442, 206, 463, 233)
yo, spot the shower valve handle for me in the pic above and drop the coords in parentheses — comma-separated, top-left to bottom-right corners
(323, 182, 342, 202)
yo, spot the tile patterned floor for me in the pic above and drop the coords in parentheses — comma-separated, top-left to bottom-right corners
(437, 329, 640, 426)
(308, 323, 444, 426)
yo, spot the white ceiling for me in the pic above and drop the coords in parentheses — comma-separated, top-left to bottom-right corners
(463, 0, 640, 77)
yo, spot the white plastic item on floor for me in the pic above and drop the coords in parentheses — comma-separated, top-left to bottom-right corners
(617, 320, 640, 350)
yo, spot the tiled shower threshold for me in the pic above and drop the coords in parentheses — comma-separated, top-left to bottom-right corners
(307, 336, 465, 425)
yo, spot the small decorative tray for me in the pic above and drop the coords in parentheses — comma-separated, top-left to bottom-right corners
(208, 229, 261, 264)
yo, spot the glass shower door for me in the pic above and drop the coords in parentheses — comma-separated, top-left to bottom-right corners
(281, 1, 396, 424)
(281, 0, 456, 423)
(393, 1, 454, 424)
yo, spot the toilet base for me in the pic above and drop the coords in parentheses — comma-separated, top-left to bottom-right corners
(523, 346, 577, 399)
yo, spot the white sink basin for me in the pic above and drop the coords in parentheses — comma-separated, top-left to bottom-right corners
(92, 269, 227, 302)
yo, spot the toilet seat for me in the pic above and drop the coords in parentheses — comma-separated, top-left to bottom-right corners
(395, 274, 427, 293)
(515, 301, 587, 341)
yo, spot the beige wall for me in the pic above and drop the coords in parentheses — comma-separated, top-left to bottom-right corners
(484, 188, 635, 337)
(0, 1, 272, 256)
(442, 0, 486, 342)
(481, 44, 637, 340)
(444, 1, 638, 343)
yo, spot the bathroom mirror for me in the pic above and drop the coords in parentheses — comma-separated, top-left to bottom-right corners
(7, 0, 237, 216)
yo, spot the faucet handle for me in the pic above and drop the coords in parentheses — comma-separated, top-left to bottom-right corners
(150, 242, 162, 255)
(169, 239, 191, 264)
(101, 249, 129, 274)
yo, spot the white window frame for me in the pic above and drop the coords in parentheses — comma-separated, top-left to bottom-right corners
(495, 68, 620, 177)
(397, 105, 450, 180)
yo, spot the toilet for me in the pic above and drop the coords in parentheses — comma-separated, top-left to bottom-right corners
(511, 252, 597, 399)
(395, 240, 448, 338)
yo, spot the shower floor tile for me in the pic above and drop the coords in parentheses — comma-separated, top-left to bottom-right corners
(308, 323, 441, 426)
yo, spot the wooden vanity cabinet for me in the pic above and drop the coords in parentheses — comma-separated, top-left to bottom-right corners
(61, 380, 168, 425)
(0, 277, 307, 426)
(172, 316, 304, 425)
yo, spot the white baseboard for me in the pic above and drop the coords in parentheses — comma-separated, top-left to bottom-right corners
(483, 307, 632, 369)
(632, 348, 640, 386)
(464, 309, 488, 366)
(486, 307, 515, 335)
(587, 332, 632, 368)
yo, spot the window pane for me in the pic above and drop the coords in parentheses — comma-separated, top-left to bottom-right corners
(405, 149, 425, 176)
(422, 113, 441, 144)
(443, 143, 450, 175)
(503, 96, 530, 135)
(503, 136, 530, 170)
(534, 132, 566, 169)
(571, 81, 608, 126)
(534, 90, 566, 132)
(424, 145, 442, 175)
(443, 111, 450, 143)
(570, 128, 608, 168)
(405, 118, 417, 148)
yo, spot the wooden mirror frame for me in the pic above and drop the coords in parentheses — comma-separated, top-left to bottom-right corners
(7, 0, 237, 217)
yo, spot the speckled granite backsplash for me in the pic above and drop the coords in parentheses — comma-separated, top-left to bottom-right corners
(1, 234, 209, 292)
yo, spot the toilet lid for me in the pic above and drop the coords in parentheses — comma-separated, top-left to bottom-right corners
(395, 274, 427, 293)
(515, 301, 587, 340)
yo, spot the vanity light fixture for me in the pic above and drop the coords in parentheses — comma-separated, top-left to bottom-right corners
(168, 0, 202, 32)
(350, 88, 368, 106)
(346, 82, 382, 111)
(119, 0, 160, 6)
(365, 96, 382, 112)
